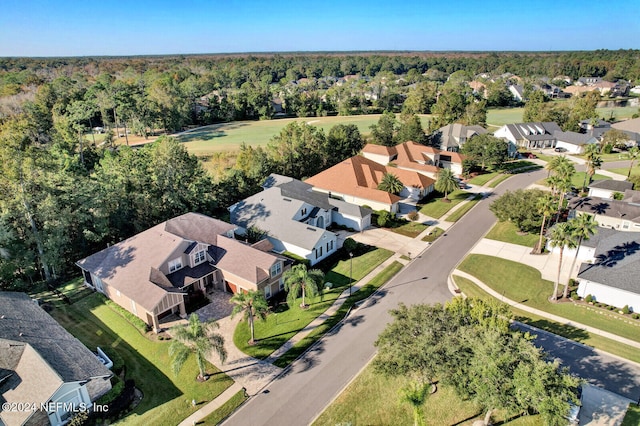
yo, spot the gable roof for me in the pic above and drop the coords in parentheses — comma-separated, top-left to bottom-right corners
(570, 197, 640, 222)
(361, 144, 396, 157)
(434, 123, 487, 150)
(612, 117, 640, 134)
(0, 292, 112, 384)
(213, 236, 280, 283)
(578, 231, 640, 294)
(305, 155, 434, 205)
(503, 122, 561, 141)
(588, 180, 634, 192)
(553, 130, 598, 146)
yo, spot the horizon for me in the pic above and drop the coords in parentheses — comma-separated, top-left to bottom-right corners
(1, 0, 638, 57)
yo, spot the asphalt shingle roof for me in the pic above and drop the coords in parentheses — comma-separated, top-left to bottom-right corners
(588, 180, 634, 192)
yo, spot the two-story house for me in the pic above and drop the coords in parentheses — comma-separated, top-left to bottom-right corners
(77, 213, 289, 331)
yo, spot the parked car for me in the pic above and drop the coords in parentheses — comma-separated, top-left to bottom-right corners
(555, 147, 567, 152)
(520, 152, 537, 159)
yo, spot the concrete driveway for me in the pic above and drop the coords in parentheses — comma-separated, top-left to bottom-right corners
(580, 384, 634, 425)
(348, 226, 428, 258)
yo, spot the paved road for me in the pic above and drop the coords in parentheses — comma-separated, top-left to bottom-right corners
(515, 323, 640, 401)
(223, 168, 549, 426)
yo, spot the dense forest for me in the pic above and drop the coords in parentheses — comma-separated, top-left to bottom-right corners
(1, 50, 639, 290)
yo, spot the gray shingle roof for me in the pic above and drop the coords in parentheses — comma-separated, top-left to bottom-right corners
(0, 292, 112, 383)
(588, 180, 634, 192)
(553, 130, 597, 146)
(570, 197, 640, 222)
(577, 231, 640, 294)
(505, 122, 561, 141)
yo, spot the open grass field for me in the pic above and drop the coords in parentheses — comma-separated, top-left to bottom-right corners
(457, 254, 640, 345)
(486, 107, 524, 129)
(313, 360, 540, 426)
(46, 288, 234, 426)
(452, 274, 640, 364)
(234, 248, 393, 359)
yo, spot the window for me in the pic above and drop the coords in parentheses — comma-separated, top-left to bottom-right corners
(194, 250, 206, 265)
(265, 285, 272, 299)
(270, 262, 282, 277)
(168, 258, 183, 273)
(279, 278, 284, 291)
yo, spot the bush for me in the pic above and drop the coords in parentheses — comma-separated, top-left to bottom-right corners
(96, 376, 125, 406)
(612, 191, 624, 200)
(622, 305, 630, 314)
(377, 211, 392, 227)
(407, 210, 419, 221)
(585, 294, 593, 303)
(607, 305, 616, 311)
(570, 291, 579, 300)
(342, 237, 358, 254)
(101, 296, 149, 333)
(632, 313, 640, 320)
(603, 143, 613, 154)
(101, 347, 124, 376)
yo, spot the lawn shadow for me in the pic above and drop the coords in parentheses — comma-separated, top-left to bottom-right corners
(513, 318, 590, 343)
(177, 130, 227, 143)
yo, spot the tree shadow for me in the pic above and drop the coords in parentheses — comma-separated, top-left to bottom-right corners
(513, 318, 590, 343)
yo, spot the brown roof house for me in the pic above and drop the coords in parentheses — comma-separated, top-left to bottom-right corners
(305, 155, 435, 213)
(0, 292, 112, 426)
(76, 213, 289, 332)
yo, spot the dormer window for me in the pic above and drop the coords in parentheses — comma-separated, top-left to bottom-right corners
(194, 250, 206, 265)
(270, 261, 282, 277)
(168, 258, 183, 273)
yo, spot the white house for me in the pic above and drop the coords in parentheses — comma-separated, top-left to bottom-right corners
(494, 122, 561, 150)
(587, 180, 634, 199)
(553, 131, 599, 154)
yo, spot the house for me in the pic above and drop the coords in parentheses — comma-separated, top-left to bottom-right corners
(575, 230, 640, 312)
(494, 122, 561, 150)
(305, 155, 435, 213)
(552, 131, 599, 154)
(577, 77, 603, 86)
(508, 84, 524, 102)
(0, 292, 112, 426)
(468, 81, 487, 97)
(580, 119, 611, 140)
(569, 193, 640, 232)
(587, 180, 634, 199)
(611, 118, 640, 146)
(362, 141, 465, 178)
(432, 123, 488, 153)
(230, 175, 370, 265)
(77, 213, 289, 331)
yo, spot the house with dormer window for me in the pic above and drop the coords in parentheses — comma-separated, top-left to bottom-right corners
(494, 122, 561, 150)
(76, 213, 289, 331)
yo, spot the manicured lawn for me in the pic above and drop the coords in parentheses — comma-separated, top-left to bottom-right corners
(607, 165, 639, 177)
(486, 107, 524, 128)
(274, 261, 403, 367)
(488, 174, 512, 188)
(313, 361, 540, 426)
(537, 172, 611, 189)
(199, 390, 247, 425)
(622, 404, 640, 426)
(419, 190, 470, 219)
(596, 105, 639, 121)
(422, 226, 445, 242)
(453, 274, 640, 364)
(48, 292, 233, 426)
(387, 220, 428, 238)
(234, 249, 393, 358)
(446, 194, 483, 222)
(485, 221, 541, 247)
(468, 172, 500, 186)
(535, 153, 555, 163)
(457, 254, 640, 344)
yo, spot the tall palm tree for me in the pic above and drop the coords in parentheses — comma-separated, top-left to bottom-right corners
(548, 223, 577, 302)
(169, 313, 227, 381)
(565, 214, 598, 299)
(545, 155, 564, 178)
(535, 193, 556, 254)
(582, 144, 602, 189)
(230, 290, 269, 345)
(625, 146, 640, 178)
(282, 264, 325, 308)
(377, 172, 404, 195)
(435, 168, 458, 202)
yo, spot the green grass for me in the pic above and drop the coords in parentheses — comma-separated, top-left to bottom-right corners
(313, 361, 540, 426)
(422, 226, 445, 243)
(48, 292, 233, 426)
(622, 404, 640, 426)
(419, 190, 470, 219)
(488, 174, 512, 188)
(457, 254, 640, 345)
(446, 194, 483, 222)
(486, 107, 525, 128)
(274, 261, 404, 368)
(234, 249, 393, 358)
(198, 390, 247, 425)
(535, 153, 555, 163)
(468, 172, 500, 186)
(537, 172, 611, 189)
(388, 220, 428, 238)
(31, 276, 94, 305)
(485, 221, 541, 247)
(453, 274, 640, 364)
(596, 105, 639, 121)
(607, 165, 639, 177)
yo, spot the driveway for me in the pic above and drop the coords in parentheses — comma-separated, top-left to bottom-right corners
(348, 226, 428, 258)
(580, 384, 634, 425)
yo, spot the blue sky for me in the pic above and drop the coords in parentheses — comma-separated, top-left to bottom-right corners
(1, 0, 638, 56)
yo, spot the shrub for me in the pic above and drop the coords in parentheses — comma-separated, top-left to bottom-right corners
(342, 237, 358, 254)
(570, 291, 579, 300)
(632, 313, 640, 320)
(407, 210, 419, 221)
(68, 410, 89, 426)
(96, 377, 125, 406)
(377, 211, 392, 227)
(602, 143, 613, 154)
(622, 305, 630, 315)
(612, 192, 624, 200)
(607, 305, 616, 311)
(101, 347, 124, 376)
(101, 296, 149, 333)
(585, 294, 593, 303)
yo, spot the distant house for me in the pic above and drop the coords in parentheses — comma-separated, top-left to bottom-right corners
(553, 131, 599, 154)
(575, 230, 640, 312)
(580, 119, 611, 140)
(611, 118, 640, 146)
(508, 84, 525, 102)
(432, 123, 488, 153)
(77, 213, 289, 331)
(569, 191, 640, 232)
(305, 155, 435, 213)
(494, 122, 561, 150)
(577, 77, 603, 86)
(0, 292, 112, 426)
(587, 180, 634, 199)
(230, 175, 370, 265)
(468, 81, 487, 97)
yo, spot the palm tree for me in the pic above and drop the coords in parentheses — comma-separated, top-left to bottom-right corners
(625, 146, 640, 178)
(582, 144, 602, 189)
(565, 214, 598, 299)
(377, 172, 404, 195)
(399, 381, 429, 426)
(282, 264, 325, 308)
(548, 223, 577, 302)
(169, 313, 227, 381)
(545, 155, 565, 178)
(435, 168, 458, 202)
(535, 194, 556, 254)
(230, 290, 269, 345)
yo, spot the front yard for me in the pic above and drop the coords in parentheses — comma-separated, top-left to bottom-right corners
(42, 281, 235, 426)
(485, 221, 541, 248)
(419, 190, 470, 219)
